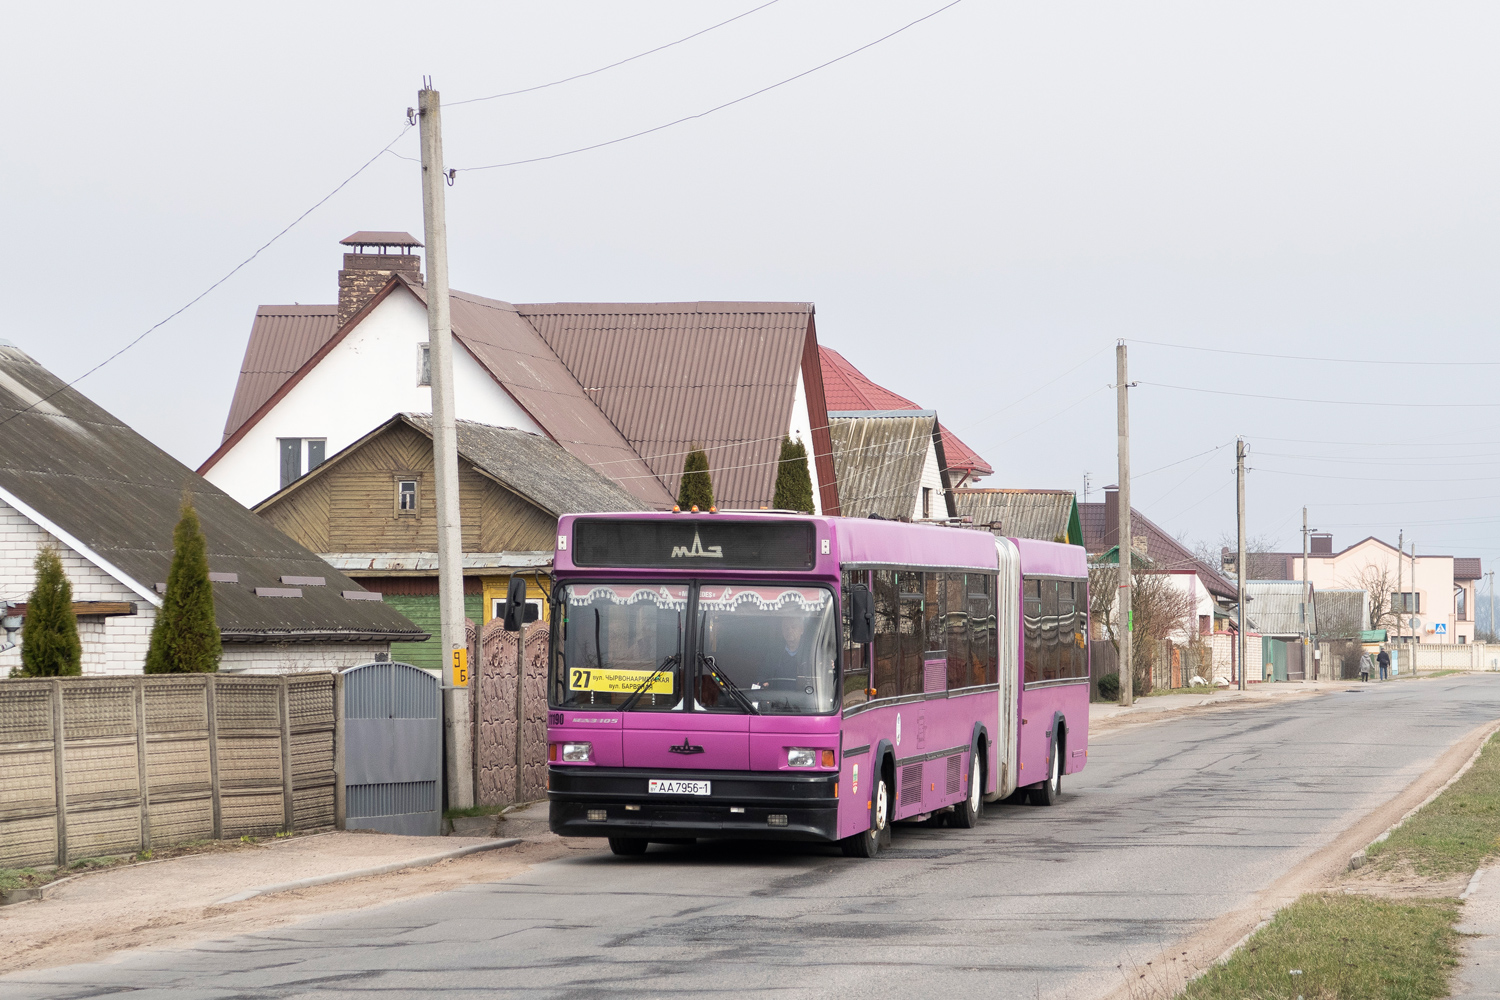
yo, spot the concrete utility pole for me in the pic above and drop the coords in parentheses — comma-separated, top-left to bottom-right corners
(1116, 342, 1133, 707)
(1397, 529, 1404, 650)
(418, 81, 473, 810)
(1301, 507, 1313, 679)
(1236, 438, 1247, 691)
(1411, 541, 1418, 648)
(1488, 571, 1495, 644)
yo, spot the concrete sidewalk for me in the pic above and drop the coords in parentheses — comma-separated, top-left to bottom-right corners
(1089, 679, 1349, 729)
(1453, 868, 1500, 998)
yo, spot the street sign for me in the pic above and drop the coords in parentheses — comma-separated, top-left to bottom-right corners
(1409, 616, 1422, 631)
(1434, 622, 1448, 635)
(452, 647, 469, 687)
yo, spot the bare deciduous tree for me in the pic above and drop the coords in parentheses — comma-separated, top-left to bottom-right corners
(1349, 564, 1399, 634)
(1088, 564, 1197, 647)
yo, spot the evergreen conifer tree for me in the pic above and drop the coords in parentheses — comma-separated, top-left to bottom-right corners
(677, 448, 715, 511)
(19, 547, 81, 677)
(773, 437, 815, 513)
(145, 496, 221, 674)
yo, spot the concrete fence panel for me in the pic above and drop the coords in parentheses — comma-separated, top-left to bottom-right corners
(0, 672, 338, 869)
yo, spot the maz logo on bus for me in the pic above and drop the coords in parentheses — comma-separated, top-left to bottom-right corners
(670, 528, 723, 560)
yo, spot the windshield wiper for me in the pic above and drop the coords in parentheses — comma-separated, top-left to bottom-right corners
(619, 653, 680, 712)
(700, 654, 758, 714)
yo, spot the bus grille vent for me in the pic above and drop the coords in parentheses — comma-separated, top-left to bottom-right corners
(946, 755, 961, 796)
(900, 764, 923, 806)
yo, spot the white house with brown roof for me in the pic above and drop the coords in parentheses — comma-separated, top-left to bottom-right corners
(200, 233, 841, 515)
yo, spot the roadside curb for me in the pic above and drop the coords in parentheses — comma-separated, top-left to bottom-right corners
(213, 838, 522, 904)
(1347, 720, 1500, 872)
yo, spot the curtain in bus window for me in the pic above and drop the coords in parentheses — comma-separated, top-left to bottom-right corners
(842, 570, 870, 707)
(1056, 580, 1077, 679)
(873, 570, 899, 700)
(946, 574, 970, 689)
(971, 575, 994, 686)
(1042, 579, 1062, 681)
(1023, 577, 1043, 684)
(899, 570, 925, 696)
(551, 583, 689, 710)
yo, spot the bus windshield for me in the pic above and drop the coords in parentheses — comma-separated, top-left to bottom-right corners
(551, 584, 688, 711)
(696, 584, 837, 715)
(549, 582, 837, 715)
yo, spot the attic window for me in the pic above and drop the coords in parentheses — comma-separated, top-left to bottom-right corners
(397, 480, 417, 513)
(417, 343, 430, 387)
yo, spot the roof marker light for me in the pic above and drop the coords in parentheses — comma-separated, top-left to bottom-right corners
(672, 505, 681, 513)
(690, 505, 699, 513)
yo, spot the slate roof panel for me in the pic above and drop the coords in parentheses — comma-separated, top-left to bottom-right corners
(828, 413, 936, 520)
(0, 345, 423, 640)
(954, 489, 1074, 541)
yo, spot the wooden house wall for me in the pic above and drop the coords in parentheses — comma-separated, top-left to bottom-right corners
(259, 422, 556, 554)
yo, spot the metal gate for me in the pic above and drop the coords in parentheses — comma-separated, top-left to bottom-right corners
(343, 662, 442, 836)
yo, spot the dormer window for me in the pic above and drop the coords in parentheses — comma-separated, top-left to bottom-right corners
(397, 479, 417, 513)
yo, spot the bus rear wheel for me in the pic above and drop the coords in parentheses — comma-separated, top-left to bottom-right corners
(1032, 740, 1062, 806)
(842, 775, 891, 857)
(608, 836, 649, 856)
(949, 751, 983, 828)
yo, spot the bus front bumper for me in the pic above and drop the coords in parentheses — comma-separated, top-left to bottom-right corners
(548, 766, 840, 842)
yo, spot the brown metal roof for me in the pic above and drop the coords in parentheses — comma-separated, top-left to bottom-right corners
(517, 302, 814, 510)
(1079, 500, 1237, 599)
(1455, 557, 1483, 580)
(829, 413, 939, 520)
(433, 285, 675, 509)
(0, 345, 424, 642)
(340, 231, 422, 247)
(222, 305, 339, 442)
(955, 489, 1074, 541)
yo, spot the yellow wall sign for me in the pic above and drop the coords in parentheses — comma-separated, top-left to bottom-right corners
(569, 667, 672, 694)
(452, 648, 469, 688)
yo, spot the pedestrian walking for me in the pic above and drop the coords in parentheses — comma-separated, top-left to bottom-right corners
(1378, 647, 1391, 681)
(1359, 652, 1372, 682)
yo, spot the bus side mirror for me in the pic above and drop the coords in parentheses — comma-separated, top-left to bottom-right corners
(850, 586, 874, 644)
(502, 577, 528, 632)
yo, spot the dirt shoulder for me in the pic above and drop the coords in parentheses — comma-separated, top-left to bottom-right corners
(0, 826, 601, 976)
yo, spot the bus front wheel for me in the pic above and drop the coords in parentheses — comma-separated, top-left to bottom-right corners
(1032, 740, 1062, 807)
(608, 836, 649, 856)
(842, 775, 891, 857)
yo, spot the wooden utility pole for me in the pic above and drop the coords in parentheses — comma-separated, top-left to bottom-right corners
(1116, 341, 1133, 707)
(1236, 438, 1247, 691)
(418, 81, 473, 810)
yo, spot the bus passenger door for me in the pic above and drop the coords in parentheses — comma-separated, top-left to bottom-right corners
(990, 537, 1021, 800)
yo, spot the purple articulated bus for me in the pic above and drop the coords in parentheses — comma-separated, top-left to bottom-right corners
(545, 511, 1090, 857)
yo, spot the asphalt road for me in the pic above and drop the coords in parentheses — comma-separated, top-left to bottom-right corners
(10, 676, 1500, 1000)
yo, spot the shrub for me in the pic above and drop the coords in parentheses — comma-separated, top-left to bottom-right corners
(677, 448, 714, 511)
(773, 437, 815, 513)
(19, 547, 82, 677)
(1097, 672, 1120, 701)
(145, 496, 221, 674)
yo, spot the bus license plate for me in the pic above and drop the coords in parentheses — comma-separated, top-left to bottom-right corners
(649, 779, 711, 796)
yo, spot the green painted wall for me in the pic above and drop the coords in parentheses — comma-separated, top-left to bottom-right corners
(384, 593, 483, 670)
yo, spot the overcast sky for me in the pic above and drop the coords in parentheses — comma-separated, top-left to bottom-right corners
(4, 2, 1499, 572)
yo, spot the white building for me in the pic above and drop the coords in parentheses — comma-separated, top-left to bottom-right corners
(199, 232, 841, 515)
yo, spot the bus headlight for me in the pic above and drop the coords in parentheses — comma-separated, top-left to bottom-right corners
(787, 748, 816, 768)
(561, 742, 593, 762)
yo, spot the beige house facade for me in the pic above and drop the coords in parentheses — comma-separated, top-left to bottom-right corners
(1288, 535, 1479, 645)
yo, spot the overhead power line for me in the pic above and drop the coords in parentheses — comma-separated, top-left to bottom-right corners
(0, 125, 414, 436)
(1131, 338, 1500, 367)
(445, 0, 784, 107)
(455, 0, 967, 173)
(1140, 381, 1500, 408)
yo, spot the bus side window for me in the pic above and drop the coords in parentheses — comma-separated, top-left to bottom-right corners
(842, 570, 870, 707)
(873, 571, 899, 699)
(924, 572, 945, 655)
(971, 575, 994, 686)
(899, 570, 925, 696)
(946, 574, 970, 689)
(1056, 580, 1075, 679)
(1023, 576, 1043, 684)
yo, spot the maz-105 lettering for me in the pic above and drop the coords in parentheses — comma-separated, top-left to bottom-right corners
(671, 528, 723, 560)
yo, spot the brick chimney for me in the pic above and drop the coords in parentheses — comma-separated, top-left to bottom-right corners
(337, 231, 423, 328)
(1103, 485, 1119, 550)
(1311, 533, 1333, 555)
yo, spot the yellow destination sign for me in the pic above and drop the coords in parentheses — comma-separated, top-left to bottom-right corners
(569, 667, 673, 694)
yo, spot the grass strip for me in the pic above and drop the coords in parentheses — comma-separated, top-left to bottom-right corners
(1368, 732, 1500, 877)
(1181, 894, 1459, 1000)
